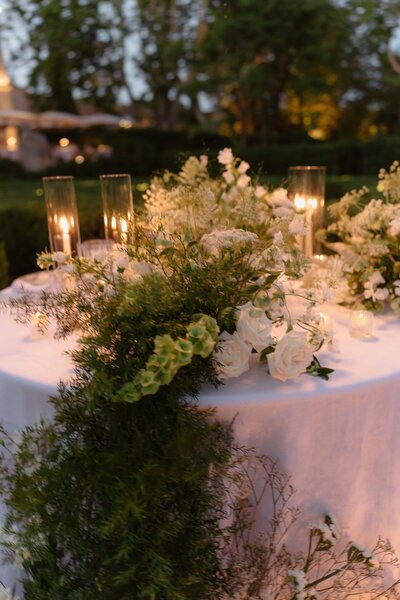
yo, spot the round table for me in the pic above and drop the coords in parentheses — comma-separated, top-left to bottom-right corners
(1, 294, 400, 586)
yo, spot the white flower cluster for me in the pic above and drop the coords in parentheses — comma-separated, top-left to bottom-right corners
(309, 514, 341, 546)
(142, 148, 299, 243)
(200, 229, 259, 255)
(288, 569, 318, 600)
(324, 162, 400, 312)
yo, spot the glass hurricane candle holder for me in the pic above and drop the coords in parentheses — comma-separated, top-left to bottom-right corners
(288, 166, 326, 258)
(43, 176, 81, 256)
(81, 238, 115, 259)
(349, 310, 374, 340)
(100, 174, 133, 244)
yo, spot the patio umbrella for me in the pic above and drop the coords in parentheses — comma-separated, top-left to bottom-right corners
(37, 111, 82, 128)
(79, 113, 123, 127)
(0, 109, 37, 126)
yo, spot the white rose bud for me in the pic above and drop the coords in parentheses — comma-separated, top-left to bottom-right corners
(214, 331, 251, 380)
(236, 302, 273, 352)
(268, 331, 313, 382)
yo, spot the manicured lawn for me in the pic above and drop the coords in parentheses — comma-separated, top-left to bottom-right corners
(0, 174, 378, 211)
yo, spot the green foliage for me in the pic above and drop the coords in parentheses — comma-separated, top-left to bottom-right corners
(3, 224, 292, 597)
(1, 255, 238, 598)
(4, 0, 125, 112)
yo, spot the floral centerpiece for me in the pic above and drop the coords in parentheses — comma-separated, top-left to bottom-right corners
(318, 161, 400, 312)
(2, 151, 399, 599)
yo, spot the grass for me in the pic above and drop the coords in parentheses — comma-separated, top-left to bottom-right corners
(0, 174, 379, 209)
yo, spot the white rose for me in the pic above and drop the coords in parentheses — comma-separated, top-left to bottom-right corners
(214, 331, 251, 380)
(268, 331, 313, 382)
(236, 302, 273, 352)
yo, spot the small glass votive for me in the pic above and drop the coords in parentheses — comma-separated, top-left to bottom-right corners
(349, 310, 374, 340)
(81, 239, 115, 260)
(30, 311, 49, 340)
(319, 311, 334, 337)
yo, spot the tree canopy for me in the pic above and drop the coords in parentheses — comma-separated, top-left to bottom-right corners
(3, 0, 400, 141)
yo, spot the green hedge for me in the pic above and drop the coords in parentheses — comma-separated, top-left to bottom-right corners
(2, 129, 399, 178)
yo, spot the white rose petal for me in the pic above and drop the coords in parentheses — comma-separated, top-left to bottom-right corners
(268, 331, 313, 382)
(236, 302, 273, 352)
(214, 331, 251, 380)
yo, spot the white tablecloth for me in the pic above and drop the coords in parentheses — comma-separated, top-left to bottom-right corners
(1, 298, 400, 584)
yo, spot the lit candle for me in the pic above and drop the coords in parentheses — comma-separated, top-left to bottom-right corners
(59, 216, 72, 255)
(294, 194, 318, 259)
(313, 254, 327, 263)
(30, 311, 49, 340)
(111, 215, 118, 241)
(349, 310, 373, 340)
(120, 218, 128, 243)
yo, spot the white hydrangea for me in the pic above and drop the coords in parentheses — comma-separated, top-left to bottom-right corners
(200, 229, 259, 255)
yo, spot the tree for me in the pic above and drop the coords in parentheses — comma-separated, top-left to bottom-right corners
(128, 0, 211, 130)
(4, 0, 126, 112)
(201, 0, 356, 143)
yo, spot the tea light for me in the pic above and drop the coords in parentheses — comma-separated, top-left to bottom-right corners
(319, 311, 334, 337)
(313, 254, 327, 264)
(30, 311, 49, 340)
(349, 310, 373, 340)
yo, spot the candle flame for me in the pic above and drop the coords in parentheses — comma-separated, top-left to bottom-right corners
(111, 216, 117, 230)
(59, 216, 69, 235)
(294, 194, 318, 212)
(121, 218, 128, 233)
